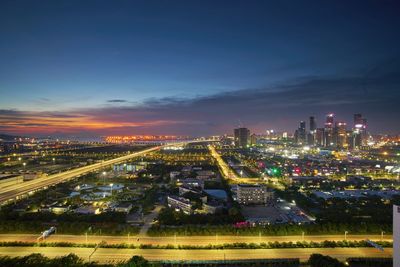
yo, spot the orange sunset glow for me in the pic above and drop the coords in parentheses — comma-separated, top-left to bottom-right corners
(0, 112, 176, 134)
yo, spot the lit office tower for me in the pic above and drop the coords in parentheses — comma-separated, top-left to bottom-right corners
(294, 121, 307, 145)
(234, 127, 250, 148)
(308, 116, 316, 146)
(309, 116, 316, 132)
(300, 121, 306, 133)
(324, 114, 335, 147)
(326, 113, 334, 125)
(250, 133, 258, 146)
(334, 122, 347, 148)
(315, 128, 325, 146)
(354, 114, 363, 125)
(351, 114, 367, 149)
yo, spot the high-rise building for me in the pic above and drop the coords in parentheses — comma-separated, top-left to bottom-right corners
(300, 121, 306, 134)
(354, 114, 363, 126)
(294, 121, 307, 144)
(326, 113, 334, 125)
(324, 114, 335, 146)
(309, 116, 316, 132)
(308, 116, 317, 146)
(351, 114, 367, 149)
(234, 127, 250, 148)
(294, 113, 369, 149)
(334, 122, 347, 148)
(351, 128, 362, 149)
(250, 133, 258, 146)
(315, 128, 325, 146)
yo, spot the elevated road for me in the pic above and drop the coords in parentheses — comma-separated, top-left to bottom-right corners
(0, 246, 392, 263)
(0, 141, 207, 204)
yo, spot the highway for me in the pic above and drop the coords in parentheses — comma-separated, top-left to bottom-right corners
(208, 145, 240, 180)
(0, 246, 392, 263)
(0, 234, 392, 245)
(0, 140, 212, 204)
(208, 145, 267, 184)
(0, 146, 161, 204)
(0, 144, 112, 159)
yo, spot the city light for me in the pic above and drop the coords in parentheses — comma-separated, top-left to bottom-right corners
(0, 2, 398, 265)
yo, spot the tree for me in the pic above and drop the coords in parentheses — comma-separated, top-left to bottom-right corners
(119, 255, 153, 267)
(228, 207, 239, 216)
(308, 254, 345, 267)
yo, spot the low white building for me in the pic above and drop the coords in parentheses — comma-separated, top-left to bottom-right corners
(114, 202, 133, 213)
(237, 184, 274, 205)
(203, 201, 224, 214)
(75, 205, 101, 215)
(167, 195, 192, 214)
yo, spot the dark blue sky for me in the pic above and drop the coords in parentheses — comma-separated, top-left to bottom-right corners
(0, 0, 399, 136)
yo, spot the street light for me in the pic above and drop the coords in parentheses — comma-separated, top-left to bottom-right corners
(110, 183, 114, 195)
(344, 231, 348, 240)
(52, 158, 56, 164)
(102, 171, 106, 185)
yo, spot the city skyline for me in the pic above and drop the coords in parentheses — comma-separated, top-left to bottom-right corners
(1, 2, 400, 266)
(1, 1, 400, 137)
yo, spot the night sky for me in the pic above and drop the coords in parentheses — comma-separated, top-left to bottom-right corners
(1, 0, 399, 137)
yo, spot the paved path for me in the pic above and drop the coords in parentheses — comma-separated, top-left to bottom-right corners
(138, 205, 163, 236)
(0, 234, 392, 246)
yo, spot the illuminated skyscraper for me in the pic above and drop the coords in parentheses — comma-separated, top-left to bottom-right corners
(351, 113, 367, 149)
(309, 116, 316, 132)
(294, 121, 307, 144)
(315, 128, 325, 146)
(234, 127, 250, 148)
(308, 116, 316, 146)
(250, 133, 258, 146)
(354, 113, 363, 126)
(324, 114, 335, 146)
(334, 122, 347, 148)
(326, 113, 334, 125)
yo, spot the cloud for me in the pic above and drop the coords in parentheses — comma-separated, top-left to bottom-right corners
(1, 63, 400, 136)
(107, 99, 128, 103)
